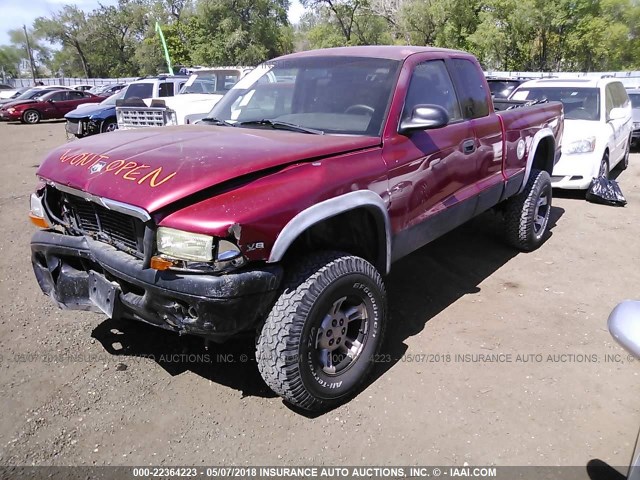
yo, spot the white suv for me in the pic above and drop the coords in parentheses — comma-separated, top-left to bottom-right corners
(511, 78, 632, 189)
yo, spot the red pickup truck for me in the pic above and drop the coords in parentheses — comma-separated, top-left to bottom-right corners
(29, 46, 563, 410)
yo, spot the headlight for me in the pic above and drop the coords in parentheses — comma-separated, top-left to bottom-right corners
(634, 122, 640, 129)
(563, 137, 596, 154)
(154, 228, 247, 272)
(7, 108, 15, 113)
(164, 110, 178, 126)
(157, 227, 214, 261)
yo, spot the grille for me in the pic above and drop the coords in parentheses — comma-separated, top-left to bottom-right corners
(64, 194, 144, 256)
(117, 107, 167, 128)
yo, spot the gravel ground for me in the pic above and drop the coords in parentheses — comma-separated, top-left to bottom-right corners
(0, 120, 638, 475)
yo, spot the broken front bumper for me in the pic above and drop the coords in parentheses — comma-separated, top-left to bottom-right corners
(31, 230, 283, 341)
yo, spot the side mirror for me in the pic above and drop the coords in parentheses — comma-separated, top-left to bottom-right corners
(399, 104, 449, 134)
(609, 107, 627, 121)
(608, 300, 640, 359)
(47, 99, 55, 103)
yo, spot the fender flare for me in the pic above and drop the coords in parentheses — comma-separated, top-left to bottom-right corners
(519, 128, 555, 194)
(267, 190, 392, 275)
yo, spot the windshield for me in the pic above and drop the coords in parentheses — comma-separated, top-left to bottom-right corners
(100, 87, 127, 106)
(512, 87, 600, 120)
(14, 88, 44, 100)
(180, 71, 241, 94)
(207, 56, 401, 136)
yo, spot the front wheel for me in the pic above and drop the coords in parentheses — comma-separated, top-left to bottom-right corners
(599, 151, 610, 178)
(22, 109, 41, 124)
(256, 252, 387, 411)
(101, 119, 117, 133)
(503, 169, 552, 251)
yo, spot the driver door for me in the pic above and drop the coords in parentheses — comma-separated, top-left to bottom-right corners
(383, 57, 475, 259)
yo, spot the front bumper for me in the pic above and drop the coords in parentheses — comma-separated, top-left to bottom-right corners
(550, 151, 600, 190)
(0, 110, 20, 121)
(31, 229, 283, 341)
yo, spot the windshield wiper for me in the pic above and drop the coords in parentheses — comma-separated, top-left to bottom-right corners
(199, 117, 236, 127)
(237, 119, 324, 135)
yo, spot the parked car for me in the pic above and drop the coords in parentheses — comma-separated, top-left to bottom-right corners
(627, 89, 640, 149)
(29, 46, 563, 410)
(608, 301, 640, 480)
(116, 67, 251, 127)
(486, 77, 531, 99)
(511, 78, 632, 189)
(0, 86, 67, 107)
(0, 86, 30, 100)
(65, 88, 127, 137)
(0, 89, 100, 124)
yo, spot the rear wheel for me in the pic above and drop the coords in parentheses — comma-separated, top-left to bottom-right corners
(256, 251, 386, 411)
(22, 109, 41, 124)
(619, 137, 630, 171)
(503, 169, 552, 251)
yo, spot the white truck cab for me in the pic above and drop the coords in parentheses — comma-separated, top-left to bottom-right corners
(115, 75, 189, 129)
(116, 68, 251, 129)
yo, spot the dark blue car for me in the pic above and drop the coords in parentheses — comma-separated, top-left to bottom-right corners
(64, 88, 126, 137)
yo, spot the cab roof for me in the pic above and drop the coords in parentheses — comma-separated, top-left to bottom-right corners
(276, 45, 470, 61)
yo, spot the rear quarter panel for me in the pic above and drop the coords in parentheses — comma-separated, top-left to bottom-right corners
(497, 102, 564, 179)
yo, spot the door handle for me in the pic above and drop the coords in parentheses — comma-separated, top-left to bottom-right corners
(462, 139, 476, 154)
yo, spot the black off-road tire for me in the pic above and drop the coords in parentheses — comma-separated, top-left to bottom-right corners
(504, 169, 552, 251)
(256, 251, 387, 411)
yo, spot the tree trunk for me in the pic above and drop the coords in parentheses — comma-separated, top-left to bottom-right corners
(73, 40, 92, 78)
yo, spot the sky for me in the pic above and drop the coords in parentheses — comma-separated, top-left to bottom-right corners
(0, 0, 305, 45)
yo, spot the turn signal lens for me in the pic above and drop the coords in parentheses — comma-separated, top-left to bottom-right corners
(29, 213, 49, 228)
(150, 255, 175, 271)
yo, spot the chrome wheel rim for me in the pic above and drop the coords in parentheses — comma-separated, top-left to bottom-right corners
(315, 296, 369, 375)
(534, 192, 550, 238)
(25, 111, 38, 123)
(105, 122, 117, 132)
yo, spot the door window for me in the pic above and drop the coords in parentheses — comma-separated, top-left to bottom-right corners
(158, 82, 174, 97)
(449, 59, 490, 119)
(402, 60, 461, 122)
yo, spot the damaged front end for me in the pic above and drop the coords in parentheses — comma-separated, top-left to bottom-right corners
(29, 183, 282, 341)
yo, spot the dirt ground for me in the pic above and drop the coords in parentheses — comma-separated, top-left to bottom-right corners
(0, 120, 638, 474)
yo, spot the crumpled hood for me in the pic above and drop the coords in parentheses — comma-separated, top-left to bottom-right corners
(37, 125, 380, 214)
(65, 104, 114, 120)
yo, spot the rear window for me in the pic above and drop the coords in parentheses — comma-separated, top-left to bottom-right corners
(124, 83, 154, 100)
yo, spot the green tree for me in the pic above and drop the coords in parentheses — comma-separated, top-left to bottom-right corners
(34, 6, 92, 77)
